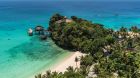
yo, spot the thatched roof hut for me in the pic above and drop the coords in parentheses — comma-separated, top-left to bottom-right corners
(35, 26, 44, 35)
(35, 26, 44, 31)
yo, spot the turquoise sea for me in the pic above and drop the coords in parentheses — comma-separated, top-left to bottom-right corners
(0, 1, 140, 78)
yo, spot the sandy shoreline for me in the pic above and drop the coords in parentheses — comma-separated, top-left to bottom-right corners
(42, 51, 85, 73)
(30, 51, 85, 78)
(51, 51, 85, 73)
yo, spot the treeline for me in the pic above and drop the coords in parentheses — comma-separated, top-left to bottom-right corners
(35, 14, 140, 78)
(48, 13, 114, 55)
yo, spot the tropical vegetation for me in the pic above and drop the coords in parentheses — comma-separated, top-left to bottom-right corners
(35, 14, 140, 78)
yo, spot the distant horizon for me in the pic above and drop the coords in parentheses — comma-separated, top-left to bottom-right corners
(0, 0, 140, 2)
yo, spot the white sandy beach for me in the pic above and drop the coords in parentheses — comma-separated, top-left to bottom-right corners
(30, 51, 85, 78)
(43, 51, 85, 73)
(51, 51, 85, 73)
(41, 51, 85, 74)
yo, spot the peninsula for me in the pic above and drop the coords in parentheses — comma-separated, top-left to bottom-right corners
(35, 14, 140, 78)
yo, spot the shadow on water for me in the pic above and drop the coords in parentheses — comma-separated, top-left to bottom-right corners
(7, 36, 65, 61)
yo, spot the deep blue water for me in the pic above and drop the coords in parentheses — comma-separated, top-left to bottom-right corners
(0, 1, 140, 78)
(0, 1, 140, 30)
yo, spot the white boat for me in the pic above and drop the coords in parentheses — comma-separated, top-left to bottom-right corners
(28, 28, 33, 36)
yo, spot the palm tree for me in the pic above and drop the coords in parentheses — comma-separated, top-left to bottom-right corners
(35, 74, 42, 78)
(66, 66, 75, 72)
(130, 26, 139, 33)
(71, 16, 78, 22)
(120, 27, 127, 32)
(46, 70, 51, 77)
(75, 56, 79, 68)
(126, 38, 134, 51)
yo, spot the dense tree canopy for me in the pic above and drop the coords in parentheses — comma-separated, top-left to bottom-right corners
(48, 13, 112, 54)
(35, 14, 140, 78)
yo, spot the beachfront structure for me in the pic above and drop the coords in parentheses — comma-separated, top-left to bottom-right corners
(55, 16, 72, 24)
(27, 26, 49, 40)
(66, 19, 72, 23)
(35, 26, 44, 35)
(34, 26, 49, 40)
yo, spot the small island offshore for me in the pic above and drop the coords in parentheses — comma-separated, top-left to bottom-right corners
(34, 13, 140, 78)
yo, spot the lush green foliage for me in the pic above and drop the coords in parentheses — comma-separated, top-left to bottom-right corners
(35, 66, 86, 78)
(35, 14, 140, 78)
(130, 26, 140, 33)
(48, 13, 113, 54)
(94, 45, 140, 78)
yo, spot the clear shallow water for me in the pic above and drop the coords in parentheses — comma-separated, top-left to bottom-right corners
(0, 1, 140, 78)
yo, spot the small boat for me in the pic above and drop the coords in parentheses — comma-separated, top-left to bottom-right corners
(28, 28, 33, 36)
